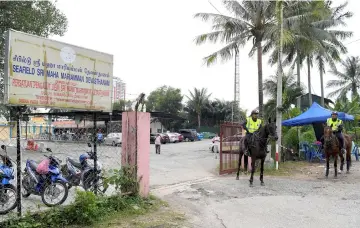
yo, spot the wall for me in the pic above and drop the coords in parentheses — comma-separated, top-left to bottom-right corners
(150, 120, 165, 133)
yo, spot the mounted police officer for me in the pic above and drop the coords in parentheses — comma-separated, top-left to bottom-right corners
(242, 109, 262, 156)
(325, 111, 346, 154)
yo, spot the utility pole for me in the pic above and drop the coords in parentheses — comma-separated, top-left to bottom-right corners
(275, 0, 283, 170)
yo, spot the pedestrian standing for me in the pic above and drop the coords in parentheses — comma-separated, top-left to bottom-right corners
(155, 134, 161, 154)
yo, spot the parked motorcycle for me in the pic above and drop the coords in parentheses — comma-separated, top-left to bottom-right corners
(22, 149, 69, 207)
(61, 143, 107, 193)
(0, 145, 17, 215)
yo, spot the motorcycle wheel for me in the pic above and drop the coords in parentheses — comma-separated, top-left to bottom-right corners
(0, 184, 17, 215)
(83, 171, 107, 194)
(22, 175, 31, 198)
(41, 181, 69, 207)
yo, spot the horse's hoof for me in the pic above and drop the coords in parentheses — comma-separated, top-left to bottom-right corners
(346, 171, 350, 174)
(261, 182, 265, 186)
(325, 175, 328, 179)
(249, 183, 253, 187)
(338, 170, 342, 174)
(236, 176, 239, 180)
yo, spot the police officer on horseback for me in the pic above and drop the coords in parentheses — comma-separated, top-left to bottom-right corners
(242, 109, 262, 156)
(325, 111, 346, 154)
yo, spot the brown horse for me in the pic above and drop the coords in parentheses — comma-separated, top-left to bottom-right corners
(323, 125, 352, 178)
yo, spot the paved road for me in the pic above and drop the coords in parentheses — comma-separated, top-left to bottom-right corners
(4, 140, 360, 228)
(1, 139, 217, 216)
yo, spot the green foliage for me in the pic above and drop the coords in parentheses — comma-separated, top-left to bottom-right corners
(113, 99, 132, 111)
(104, 165, 139, 194)
(1, 191, 154, 228)
(300, 129, 316, 143)
(283, 127, 299, 149)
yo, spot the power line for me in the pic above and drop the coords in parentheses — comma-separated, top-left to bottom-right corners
(345, 38, 360, 46)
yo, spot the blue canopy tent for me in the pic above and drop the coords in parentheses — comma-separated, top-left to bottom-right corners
(282, 102, 354, 141)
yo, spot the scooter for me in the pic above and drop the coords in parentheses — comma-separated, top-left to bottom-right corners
(61, 143, 107, 193)
(22, 148, 69, 207)
(0, 145, 17, 215)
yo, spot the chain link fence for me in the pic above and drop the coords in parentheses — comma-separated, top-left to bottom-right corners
(0, 110, 123, 220)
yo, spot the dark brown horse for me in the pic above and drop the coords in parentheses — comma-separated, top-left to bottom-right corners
(323, 125, 352, 178)
(236, 118, 278, 186)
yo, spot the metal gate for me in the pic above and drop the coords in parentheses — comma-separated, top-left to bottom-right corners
(219, 122, 243, 175)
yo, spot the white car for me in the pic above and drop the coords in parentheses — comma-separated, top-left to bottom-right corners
(166, 133, 179, 143)
(104, 133, 122, 146)
(209, 136, 220, 153)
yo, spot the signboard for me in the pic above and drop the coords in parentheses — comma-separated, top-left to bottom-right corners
(3, 29, 113, 111)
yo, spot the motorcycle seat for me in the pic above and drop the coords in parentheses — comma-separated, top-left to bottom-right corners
(28, 160, 38, 171)
(68, 158, 82, 169)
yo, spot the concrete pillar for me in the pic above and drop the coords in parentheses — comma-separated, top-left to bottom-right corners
(121, 111, 150, 197)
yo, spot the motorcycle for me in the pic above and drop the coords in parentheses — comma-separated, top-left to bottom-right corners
(61, 143, 107, 193)
(22, 148, 69, 207)
(0, 145, 17, 215)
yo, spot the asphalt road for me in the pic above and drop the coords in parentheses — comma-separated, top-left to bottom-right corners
(3, 140, 360, 228)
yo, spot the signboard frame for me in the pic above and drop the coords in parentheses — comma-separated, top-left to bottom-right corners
(3, 29, 114, 112)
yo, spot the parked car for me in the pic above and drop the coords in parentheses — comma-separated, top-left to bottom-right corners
(104, 133, 122, 146)
(174, 133, 184, 142)
(150, 133, 168, 144)
(179, 129, 197, 142)
(160, 133, 170, 143)
(166, 133, 179, 143)
(209, 135, 241, 153)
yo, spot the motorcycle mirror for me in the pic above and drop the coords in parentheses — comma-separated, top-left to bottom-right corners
(1, 145, 6, 150)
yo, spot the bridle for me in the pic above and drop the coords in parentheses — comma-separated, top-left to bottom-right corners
(252, 123, 277, 147)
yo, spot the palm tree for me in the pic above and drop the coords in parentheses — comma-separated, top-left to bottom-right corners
(327, 56, 360, 99)
(186, 88, 211, 129)
(268, 0, 352, 107)
(194, 1, 278, 117)
(263, 70, 305, 119)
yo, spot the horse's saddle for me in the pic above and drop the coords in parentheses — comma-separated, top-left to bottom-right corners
(248, 134, 256, 148)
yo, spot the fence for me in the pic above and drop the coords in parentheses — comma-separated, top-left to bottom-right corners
(219, 122, 244, 175)
(0, 110, 123, 220)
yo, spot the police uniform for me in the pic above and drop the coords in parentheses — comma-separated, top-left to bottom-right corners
(242, 112, 262, 155)
(326, 116, 345, 151)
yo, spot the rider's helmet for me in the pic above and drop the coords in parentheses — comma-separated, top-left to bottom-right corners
(251, 109, 259, 115)
(332, 111, 338, 116)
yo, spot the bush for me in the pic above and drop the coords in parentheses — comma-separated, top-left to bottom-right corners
(1, 191, 152, 228)
(300, 129, 316, 143)
(283, 127, 299, 149)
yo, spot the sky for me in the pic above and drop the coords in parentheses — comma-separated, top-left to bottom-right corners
(52, 0, 360, 114)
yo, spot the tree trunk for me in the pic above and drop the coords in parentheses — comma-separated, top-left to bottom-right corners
(197, 113, 201, 131)
(257, 41, 264, 118)
(296, 46, 301, 109)
(319, 64, 325, 107)
(307, 56, 312, 107)
(351, 83, 358, 100)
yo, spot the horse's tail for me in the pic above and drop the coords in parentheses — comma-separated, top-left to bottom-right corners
(344, 134, 352, 165)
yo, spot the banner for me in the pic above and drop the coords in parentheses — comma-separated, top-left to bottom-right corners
(3, 29, 113, 112)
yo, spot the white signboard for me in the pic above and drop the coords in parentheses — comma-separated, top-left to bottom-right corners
(4, 29, 113, 112)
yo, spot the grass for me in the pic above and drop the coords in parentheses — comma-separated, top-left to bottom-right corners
(76, 195, 186, 228)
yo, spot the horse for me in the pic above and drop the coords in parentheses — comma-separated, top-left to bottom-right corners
(236, 118, 278, 187)
(323, 125, 352, 178)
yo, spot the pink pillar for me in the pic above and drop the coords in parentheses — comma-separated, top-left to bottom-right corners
(121, 111, 150, 197)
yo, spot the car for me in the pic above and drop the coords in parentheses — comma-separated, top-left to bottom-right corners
(166, 133, 179, 143)
(202, 132, 217, 139)
(160, 133, 170, 143)
(179, 129, 197, 142)
(174, 133, 184, 142)
(209, 135, 241, 153)
(150, 133, 168, 144)
(104, 133, 122, 146)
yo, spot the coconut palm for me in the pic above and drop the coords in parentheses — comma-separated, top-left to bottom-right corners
(186, 88, 211, 129)
(194, 1, 279, 117)
(327, 56, 360, 99)
(263, 70, 305, 119)
(268, 0, 352, 107)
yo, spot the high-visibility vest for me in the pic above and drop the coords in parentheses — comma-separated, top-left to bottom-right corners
(246, 117, 262, 133)
(326, 118, 343, 131)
